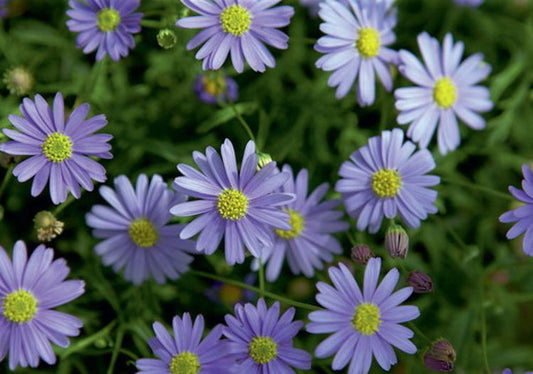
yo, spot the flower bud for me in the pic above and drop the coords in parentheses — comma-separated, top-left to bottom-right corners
(351, 244, 375, 265)
(34, 211, 64, 242)
(257, 152, 273, 170)
(407, 271, 433, 293)
(423, 339, 456, 372)
(157, 28, 177, 49)
(385, 223, 409, 259)
(3, 66, 34, 96)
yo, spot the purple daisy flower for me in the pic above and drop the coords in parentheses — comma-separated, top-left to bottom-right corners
(206, 273, 256, 306)
(0, 241, 84, 370)
(66, 0, 142, 61)
(0, 0, 9, 18)
(176, 0, 294, 73)
(194, 74, 239, 105)
(0, 93, 112, 205)
(136, 313, 235, 374)
(395, 32, 493, 154)
(86, 174, 196, 285)
(223, 298, 311, 373)
(315, 0, 398, 105)
(254, 165, 349, 281)
(499, 165, 533, 257)
(170, 139, 295, 265)
(307, 258, 420, 373)
(336, 129, 439, 233)
(454, 0, 483, 7)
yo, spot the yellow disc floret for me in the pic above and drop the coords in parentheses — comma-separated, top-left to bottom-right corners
(128, 218, 159, 247)
(220, 5, 252, 36)
(2, 290, 38, 324)
(249, 336, 278, 364)
(275, 209, 305, 240)
(356, 27, 381, 58)
(371, 169, 402, 198)
(97, 8, 121, 32)
(42, 132, 73, 163)
(217, 189, 248, 220)
(352, 302, 381, 335)
(169, 351, 200, 374)
(202, 75, 227, 97)
(433, 77, 457, 108)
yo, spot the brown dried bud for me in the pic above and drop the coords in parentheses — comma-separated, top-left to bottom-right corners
(407, 271, 433, 293)
(34, 211, 64, 242)
(351, 244, 375, 265)
(423, 339, 456, 372)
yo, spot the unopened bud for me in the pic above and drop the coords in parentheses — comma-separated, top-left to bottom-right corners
(351, 244, 375, 265)
(423, 339, 456, 372)
(157, 29, 177, 49)
(407, 271, 433, 293)
(3, 67, 34, 96)
(385, 223, 408, 259)
(34, 211, 64, 242)
(257, 152, 273, 170)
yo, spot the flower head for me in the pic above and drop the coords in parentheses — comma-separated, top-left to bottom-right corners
(66, 0, 142, 61)
(395, 32, 492, 154)
(194, 74, 238, 105)
(254, 165, 349, 281)
(223, 298, 311, 373)
(351, 244, 375, 265)
(0, 0, 9, 18)
(34, 211, 64, 242)
(407, 271, 433, 293)
(307, 258, 420, 373)
(170, 139, 295, 265)
(136, 313, 235, 374)
(336, 129, 439, 233)
(3, 67, 34, 96)
(176, 0, 294, 73)
(385, 223, 409, 258)
(0, 93, 112, 204)
(315, 0, 398, 106)
(86, 174, 196, 284)
(499, 165, 533, 257)
(0, 241, 84, 370)
(423, 339, 456, 372)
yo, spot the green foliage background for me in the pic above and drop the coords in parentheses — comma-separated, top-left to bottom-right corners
(0, 0, 532, 372)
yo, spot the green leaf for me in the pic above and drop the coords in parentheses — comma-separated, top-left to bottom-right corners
(196, 102, 258, 133)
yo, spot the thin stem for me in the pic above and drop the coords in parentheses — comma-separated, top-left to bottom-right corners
(189, 270, 321, 311)
(226, 95, 256, 142)
(258, 258, 265, 298)
(432, 215, 469, 252)
(443, 177, 513, 201)
(107, 327, 125, 374)
(0, 166, 13, 201)
(53, 194, 76, 216)
(346, 231, 356, 246)
(407, 322, 432, 344)
(140, 19, 164, 28)
(480, 285, 491, 374)
(60, 321, 117, 359)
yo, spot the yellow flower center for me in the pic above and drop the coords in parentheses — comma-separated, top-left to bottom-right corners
(433, 77, 457, 108)
(356, 27, 381, 58)
(202, 76, 226, 97)
(220, 5, 252, 36)
(42, 132, 73, 163)
(275, 209, 305, 240)
(128, 218, 159, 247)
(97, 8, 121, 32)
(2, 290, 38, 324)
(249, 336, 277, 364)
(169, 351, 200, 374)
(352, 302, 381, 335)
(217, 189, 248, 220)
(371, 169, 402, 198)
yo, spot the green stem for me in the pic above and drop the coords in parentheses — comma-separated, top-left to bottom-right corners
(226, 96, 256, 142)
(258, 258, 265, 298)
(442, 177, 513, 201)
(107, 327, 125, 374)
(346, 231, 356, 246)
(53, 194, 76, 216)
(0, 166, 13, 201)
(432, 215, 469, 252)
(60, 321, 117, 359)
(189, 270, 321, 311)
(407, 322, 432, 344)
(480, 284, 491, 374)
(140, 19, 164, 28)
